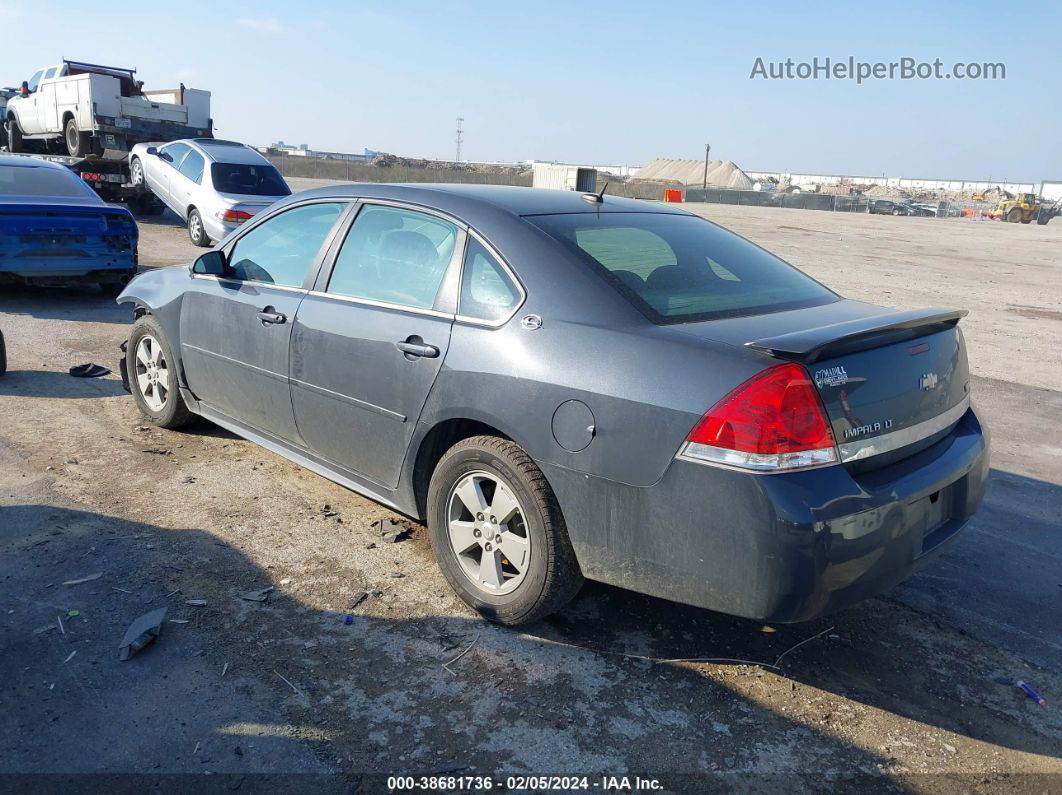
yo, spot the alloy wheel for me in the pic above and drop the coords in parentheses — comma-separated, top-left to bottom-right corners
(446, 471, 531, 595)
(134, 335, 170, 412)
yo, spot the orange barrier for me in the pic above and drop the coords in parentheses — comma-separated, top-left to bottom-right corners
(663, 189, 683, 203)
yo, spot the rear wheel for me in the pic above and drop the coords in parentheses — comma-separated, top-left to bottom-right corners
(127, 316, 193, 429)
(187, 209, 210, 247)
(427, 436, 583, 625)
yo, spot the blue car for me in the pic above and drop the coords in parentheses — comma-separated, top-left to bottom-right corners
(0, 154, 138, 291)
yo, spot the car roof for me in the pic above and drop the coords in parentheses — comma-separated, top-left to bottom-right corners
(290, 182, 692, 219)
(0, 154, 70, 171)
(184, 139, 272, 166)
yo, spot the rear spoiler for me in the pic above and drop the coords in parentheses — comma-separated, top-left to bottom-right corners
(745, 307, 967, 363)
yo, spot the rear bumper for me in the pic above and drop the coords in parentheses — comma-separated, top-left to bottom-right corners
(0, 255, 136, 281)
(547, 407, 990, 622)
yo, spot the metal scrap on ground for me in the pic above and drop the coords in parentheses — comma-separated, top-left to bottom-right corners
(118, 607, 167, 661)
(63, 573, 102, 585)
(240, 586, 275, 602)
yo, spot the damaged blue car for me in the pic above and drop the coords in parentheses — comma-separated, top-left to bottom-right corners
(0, 154, 138, 292)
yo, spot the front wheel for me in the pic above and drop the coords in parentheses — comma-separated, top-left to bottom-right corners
(126, 316, 194, 428)
(187, 209, 210, 247)
(6, 120, 22, 153)
(1006, 207, 1023, 223)
(427, 436, 583, 625)
(130, 157, 145, 187)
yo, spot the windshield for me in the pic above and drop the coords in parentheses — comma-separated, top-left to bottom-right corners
(210, 163, 291, 197)
(528, 212, 837, 323)
(0, 165, 94, 198)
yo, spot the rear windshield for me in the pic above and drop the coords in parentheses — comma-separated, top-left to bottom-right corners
(209, 163, 291, 197)
(0, 165, 93, 198)
(527, 212, 837, 323)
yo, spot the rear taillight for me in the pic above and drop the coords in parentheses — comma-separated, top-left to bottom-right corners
(679, 363, 838, 472)
(218, 209, 253, 223)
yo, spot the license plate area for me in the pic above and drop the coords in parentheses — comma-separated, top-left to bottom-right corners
(912, 485, 957, 555)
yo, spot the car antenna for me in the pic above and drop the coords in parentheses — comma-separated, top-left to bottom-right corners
(582, 182, 608, 205)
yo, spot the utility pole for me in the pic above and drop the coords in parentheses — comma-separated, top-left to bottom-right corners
(702, 143, 711, 193)
(455, 117, 464, 163)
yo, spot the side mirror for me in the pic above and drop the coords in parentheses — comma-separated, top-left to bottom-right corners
(192, 250, 226, 276)
(145, 146, 158, 156)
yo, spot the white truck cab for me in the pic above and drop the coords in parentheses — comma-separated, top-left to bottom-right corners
(5, 60, 212, 157)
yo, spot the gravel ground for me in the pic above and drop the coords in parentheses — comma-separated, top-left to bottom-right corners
(1, 198, 1060, 791)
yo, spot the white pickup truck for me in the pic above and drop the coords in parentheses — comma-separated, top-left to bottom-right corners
(4, 60, 212, 157)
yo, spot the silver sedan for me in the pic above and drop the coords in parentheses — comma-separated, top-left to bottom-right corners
(128, 138, 291, 246)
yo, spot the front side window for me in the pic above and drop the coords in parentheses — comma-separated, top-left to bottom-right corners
(159, 142, 191, 167)
(459, 238, 521, 322)
(26, 71, 43, 92)
(177, 150, 205, 184)
(227, 202, 346, 288)
(527, 213, 837, 323)
(327, 205, 458, 309)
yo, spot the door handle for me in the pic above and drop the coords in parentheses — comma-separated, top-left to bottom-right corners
(396, 337, 439, 358)
(256, 308, 286, 325)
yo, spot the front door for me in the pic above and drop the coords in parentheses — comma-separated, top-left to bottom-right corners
(179, 201, 348, 442)
(290, 203, 461, 487)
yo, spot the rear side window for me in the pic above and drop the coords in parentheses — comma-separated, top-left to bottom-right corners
(43, 67, 57, 80)
(527, 213, 837, 323)
(178, 150, 205, 183)
(227, 202, 345, 287)
(327, 205, 458, 309)
(459, 238, 521, 322)
(0, 165, 93, 198)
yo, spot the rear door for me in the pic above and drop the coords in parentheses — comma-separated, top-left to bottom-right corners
(179, 200, 349, 443)
(289, 202, 462, 487)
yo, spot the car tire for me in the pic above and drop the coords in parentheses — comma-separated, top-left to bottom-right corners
(130, 157, 145, 187)
(65, 118, 94, 158)
(893, 209, 901, 216)
(126, 315, 194, 429)
(427, 435, 583, 625)
(187, 209, 210, 247)
(0, 329, 6, 376)
(6, 120, 22, 153)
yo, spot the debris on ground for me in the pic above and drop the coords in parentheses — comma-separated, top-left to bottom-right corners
(68, 363, 111, 378)
(67, 610, 79, 618)
(118, 607, 167, 661)
(343, 615, 353, 625)
(348, 591, 369, 610)
(141, 448, 171, 456)
(63, 650, 76, 664)
(279, 577, 292, 586)
(373, 518, 410, 543)
(185, 599, 207, 606)
(240, 586, 275, 602)
(320, 504, 342, 522)
(63, 572, 102, 585)
(274, 670, 302, 696)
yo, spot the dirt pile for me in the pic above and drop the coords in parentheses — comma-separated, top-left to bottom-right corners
(633, 159, 753, 189)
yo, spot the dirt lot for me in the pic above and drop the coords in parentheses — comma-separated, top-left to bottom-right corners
(1, 198, 1060, 792)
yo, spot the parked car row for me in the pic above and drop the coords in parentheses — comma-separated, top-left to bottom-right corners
(115, 184, 989, 626)
(868, 198, 934, 217)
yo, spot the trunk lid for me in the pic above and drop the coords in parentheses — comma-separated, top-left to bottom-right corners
(672, 299, 972, 464)
(0, 204, 137, 263)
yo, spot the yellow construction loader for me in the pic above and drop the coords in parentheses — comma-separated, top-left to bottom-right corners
(994, 193, 1044, 224)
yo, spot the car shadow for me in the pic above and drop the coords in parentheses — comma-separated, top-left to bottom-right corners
(0, 503, 903, 788)
(0, 284, 130, 324)
(0, 370, 127, 399)
(2, 472, 1058, 786)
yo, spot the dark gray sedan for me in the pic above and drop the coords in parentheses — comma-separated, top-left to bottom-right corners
(117, 184, 989, 625)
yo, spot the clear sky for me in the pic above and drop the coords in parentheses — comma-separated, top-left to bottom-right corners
(6, 1, 1059, 180)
